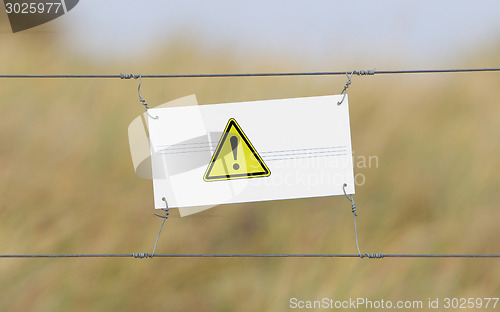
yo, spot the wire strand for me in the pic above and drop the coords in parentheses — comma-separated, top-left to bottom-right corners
(0, 254, 498, 259)
(1, 68, 500, 79)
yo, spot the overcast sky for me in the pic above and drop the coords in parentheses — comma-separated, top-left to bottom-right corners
(30, 0, 500, 67)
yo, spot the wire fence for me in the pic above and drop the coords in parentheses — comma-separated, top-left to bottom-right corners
(1, 66, 499, 260)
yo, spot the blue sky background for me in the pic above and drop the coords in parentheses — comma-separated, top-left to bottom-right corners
(54, 0, 500, 67)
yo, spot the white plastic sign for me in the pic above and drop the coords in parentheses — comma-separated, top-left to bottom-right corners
(148, 95, 355, 209)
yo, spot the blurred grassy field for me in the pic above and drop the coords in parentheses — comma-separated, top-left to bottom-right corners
(0, 17, 499, 312)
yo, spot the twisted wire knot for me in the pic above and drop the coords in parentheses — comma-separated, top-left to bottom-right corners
(362, 253, 385, 259)
(120, 73, 139, 79)
(154, 209, 169, 219)
(356, 69, 376, 75)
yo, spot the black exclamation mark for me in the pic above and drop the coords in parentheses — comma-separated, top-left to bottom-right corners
(230, 136, 240, 170)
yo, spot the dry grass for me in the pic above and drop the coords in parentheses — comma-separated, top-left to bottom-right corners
(0, 19, 499, 311)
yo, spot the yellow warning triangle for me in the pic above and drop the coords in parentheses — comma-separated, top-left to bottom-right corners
(204, 118, 271, 182)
